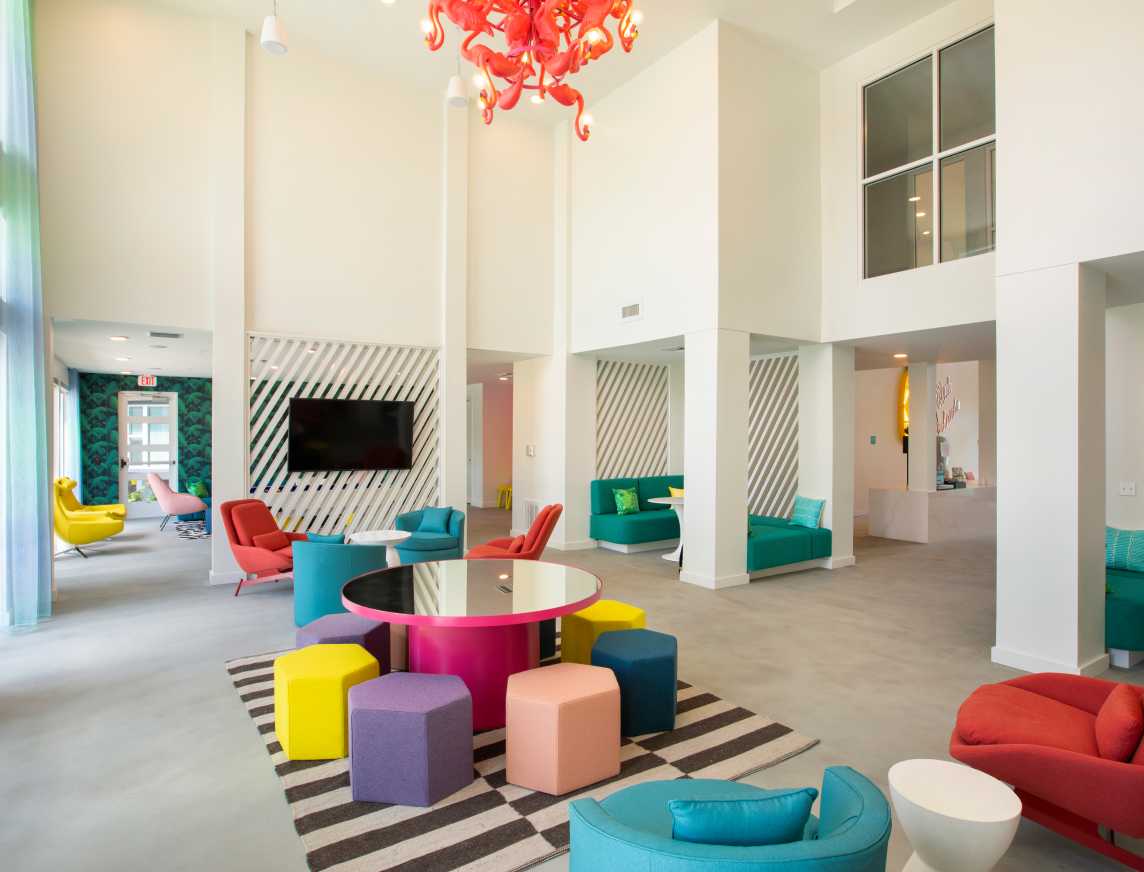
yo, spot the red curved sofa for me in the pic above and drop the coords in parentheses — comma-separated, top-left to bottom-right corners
(951, 673, 1144, 869)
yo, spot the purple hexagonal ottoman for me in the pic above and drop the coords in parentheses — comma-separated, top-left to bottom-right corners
(296, 613, 391, 674)
(349, 673, 473, 807)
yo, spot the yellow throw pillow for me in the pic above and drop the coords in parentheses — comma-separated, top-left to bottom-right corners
(668, 486, 685, 498)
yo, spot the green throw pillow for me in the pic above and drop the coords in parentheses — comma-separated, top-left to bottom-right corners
(613, 487, 640, 516)
(1107, 527, 1144, 572)
(188, 481, 209, 498)
(790, 495, 825, 529)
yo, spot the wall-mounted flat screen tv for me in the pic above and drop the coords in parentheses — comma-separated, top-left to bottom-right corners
(288, 398, 414, 473)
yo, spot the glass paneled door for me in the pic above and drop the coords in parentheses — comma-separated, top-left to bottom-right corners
(117, 391, 179, 518)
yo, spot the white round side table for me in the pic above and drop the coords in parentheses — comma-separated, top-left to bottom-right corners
(344, 529, 411, 566)
(648, 496, 684, 564)
(889, 759, 1022, 872)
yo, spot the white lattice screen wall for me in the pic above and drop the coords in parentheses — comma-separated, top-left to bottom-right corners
(748, 353, 799, 517)
(596, 359, 669, 479)
(247, 334, 439, 535)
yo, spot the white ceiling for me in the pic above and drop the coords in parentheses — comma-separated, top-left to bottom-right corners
(1090, 251, 1144, 308)
(53, 319, 213, 378)
(849, 320, 995, 370)
(466, 347, 538, 385)
(587, 332, 796, 365)
(143, 0, 958, 104)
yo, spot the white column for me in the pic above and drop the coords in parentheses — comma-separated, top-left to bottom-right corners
(667, 360, 685, 473)
(994, 263, 1107, 675)
(798, 343, 856, 568)
(907, 363, 937, 492)
(208, 22, 247, 584)
(978, 359, 997, 486)
(439, 99, 468, 534)
(681, 328, 749, 589)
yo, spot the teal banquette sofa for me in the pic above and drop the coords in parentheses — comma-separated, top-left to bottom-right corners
(568, 767, 891, 872)
(590, 475, 683, 551)
(1107, 567, 1144, 662)
(748, 515, 832, 574)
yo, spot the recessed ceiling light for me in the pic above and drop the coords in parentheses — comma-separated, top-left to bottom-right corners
(915, 211, 926, 218)
(119, 370, 132, 375)
(109, 335, 129, 342)
(908, 196, 921, 203)
(114, 356, 131, 362)
(893, 353, 908, 359)
(271, 365, 280, 370)
(306, 347, 317, 354)
(380, 0, 396, 5)
(498, 573, 509, 580)
(922, 230, 931, 236)
(149, 344, 168, 350)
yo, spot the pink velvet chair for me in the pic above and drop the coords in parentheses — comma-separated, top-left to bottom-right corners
(148, 473, 208, 532)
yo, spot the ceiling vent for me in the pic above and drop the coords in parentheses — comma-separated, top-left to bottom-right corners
(620, 302, 642, 322)
(149, 330, 183, 340)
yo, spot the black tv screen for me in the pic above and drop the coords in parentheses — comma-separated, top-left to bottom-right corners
(288, 399, 414, 473)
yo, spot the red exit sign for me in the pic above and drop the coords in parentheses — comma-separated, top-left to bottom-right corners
(137, 374, 157, 387)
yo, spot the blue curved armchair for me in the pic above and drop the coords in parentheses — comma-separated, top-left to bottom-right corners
(568, 767, 890, 872)
(292, 540, 391, 627)
(394, 507, 465, 564)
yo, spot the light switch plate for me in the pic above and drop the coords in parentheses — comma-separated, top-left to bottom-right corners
(1121, 481, 1137, 497)
(526, 444, 536, 458)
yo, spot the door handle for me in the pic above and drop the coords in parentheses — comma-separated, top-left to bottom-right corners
(120, 458, 128, 469)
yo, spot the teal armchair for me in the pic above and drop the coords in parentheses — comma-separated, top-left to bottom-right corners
(568, 767, 890, 872)
(394, 507, 465, 564)
(292, 539, 391, 627)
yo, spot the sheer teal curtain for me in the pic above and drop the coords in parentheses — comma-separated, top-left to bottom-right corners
(2, 0, 52, 627)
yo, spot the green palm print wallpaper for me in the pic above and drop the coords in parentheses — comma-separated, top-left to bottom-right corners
(78, 373, 212, 505)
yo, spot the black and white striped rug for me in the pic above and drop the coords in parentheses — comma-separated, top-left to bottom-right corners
(173, 520, 209, 540)
(226, 650, 818, 872)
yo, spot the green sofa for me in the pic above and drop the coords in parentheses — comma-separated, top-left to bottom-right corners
(590, 475, 683, 551)
(1107, 567, 1144, 665)
(748, 515, 832, 574)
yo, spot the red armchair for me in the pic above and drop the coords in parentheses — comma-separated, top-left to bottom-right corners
(951, 673, 1144, 869)
(465, 504, 563, 561)
(219, 499, 306, 596)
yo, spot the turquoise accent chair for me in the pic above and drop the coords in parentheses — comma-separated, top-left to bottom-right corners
(292, 540, 391, 627)
(394, 508, 465, 564)
(568, 767, 891, 872)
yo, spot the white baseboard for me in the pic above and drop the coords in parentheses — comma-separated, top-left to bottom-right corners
(1109, 648, 1144, 669)
(679, 570, 750, 590)
(598, 538, 678, 554)
(826, 555, 856, 569)
(209, 570, 243, 586)
(991, 646, 1110, 676)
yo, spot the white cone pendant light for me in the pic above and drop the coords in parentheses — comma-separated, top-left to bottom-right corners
(260, 1, 288, 55)
(446, 74, 468, 107)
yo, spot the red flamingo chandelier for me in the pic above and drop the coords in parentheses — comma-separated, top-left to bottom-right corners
(422, 0, 643, 141)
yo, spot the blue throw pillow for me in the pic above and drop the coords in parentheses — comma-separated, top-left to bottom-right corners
(306, 532, 344, 545)
(669, 788, 818, 847)
(419, 507, 453, 534)
(790, 496, 825, 529)
(1107, 527, 1144, 572)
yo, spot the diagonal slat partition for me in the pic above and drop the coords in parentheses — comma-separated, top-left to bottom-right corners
(748, 353, 799, 518)
(247, 334, 440, 535)
(596, 359, 669, 479)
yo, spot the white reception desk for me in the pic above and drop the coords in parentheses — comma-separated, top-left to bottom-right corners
(868, 485, 996, 544)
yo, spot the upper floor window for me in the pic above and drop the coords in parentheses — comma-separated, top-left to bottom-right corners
(863, 26, 995, 279)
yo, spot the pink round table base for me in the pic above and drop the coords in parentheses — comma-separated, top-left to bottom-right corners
(407, 622, 540, 731)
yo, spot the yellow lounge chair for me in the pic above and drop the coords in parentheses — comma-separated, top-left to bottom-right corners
(54, 478, 125, 557)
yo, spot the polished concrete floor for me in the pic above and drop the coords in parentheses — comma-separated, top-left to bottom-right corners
(2, 510, 1138, 871)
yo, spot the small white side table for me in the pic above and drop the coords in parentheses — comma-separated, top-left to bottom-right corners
(648, 496, 684, 564)
(345, 529, 411, 567)
(889, 759, 1022, 872)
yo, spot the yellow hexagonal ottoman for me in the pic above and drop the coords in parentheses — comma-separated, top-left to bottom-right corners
(274, 643, 379, 760)
(561, 599, 646, 664)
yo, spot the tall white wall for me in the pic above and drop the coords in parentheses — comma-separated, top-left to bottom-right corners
(245, 37, 443, 347)
(818, 0, 995, 343)
(468, 114, 554, 356)
(36, 0, 215, 329)
(995, 0, 1144, 275)
(853, 368, 906, 515)
(1107, 303, 1144, 530)
(718, 26, 820, 342)
(570, 23, 720, 353)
